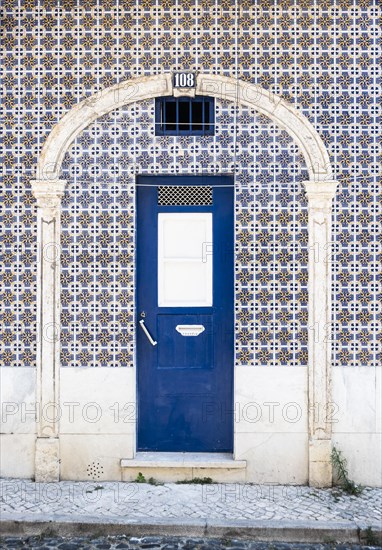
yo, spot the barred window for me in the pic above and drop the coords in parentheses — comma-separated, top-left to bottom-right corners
(155, 96, 215, 136)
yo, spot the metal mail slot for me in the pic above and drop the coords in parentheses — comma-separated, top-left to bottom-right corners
(176, 325, 205, 337)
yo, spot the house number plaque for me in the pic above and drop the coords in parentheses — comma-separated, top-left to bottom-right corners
(173, 72, 196, 88)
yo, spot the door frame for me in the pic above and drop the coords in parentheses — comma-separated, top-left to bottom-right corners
(31, 74, 337, 485)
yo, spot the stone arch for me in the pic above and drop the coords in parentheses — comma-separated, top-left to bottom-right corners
(31, 74, 337, 487)
(33, 74, 332, 182)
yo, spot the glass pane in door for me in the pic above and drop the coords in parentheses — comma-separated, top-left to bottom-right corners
(158, 213, 213, 307)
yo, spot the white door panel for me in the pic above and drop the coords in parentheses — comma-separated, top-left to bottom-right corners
(158, 213, 213, 307)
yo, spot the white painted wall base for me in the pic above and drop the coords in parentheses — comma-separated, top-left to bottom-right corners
(332, 367, 382, 487)
(60, 434, 132, 481)
(0, 368, 36, 479)
(234, 367, 309, 484)
(59, 368, 136, 481)
(0, 368, 36, 435)
(0, 366, 380, 485)
(0, 434, 36, 478)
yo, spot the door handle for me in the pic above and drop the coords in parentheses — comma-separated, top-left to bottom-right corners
(139, 319, 157, 346)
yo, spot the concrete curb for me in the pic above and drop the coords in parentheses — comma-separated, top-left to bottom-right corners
(1, 514, 381, 544)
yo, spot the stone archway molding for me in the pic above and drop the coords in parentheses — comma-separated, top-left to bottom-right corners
(31, 73, 337, 486)
(34, 74, 333, 181)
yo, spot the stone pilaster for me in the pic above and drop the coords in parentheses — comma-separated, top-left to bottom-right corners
(304, 180, 338, 487)
(31, 179, 66, 482)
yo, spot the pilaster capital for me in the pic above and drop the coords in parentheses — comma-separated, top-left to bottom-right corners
(304, 180, 338, 210)
(31, 179, 67, 209)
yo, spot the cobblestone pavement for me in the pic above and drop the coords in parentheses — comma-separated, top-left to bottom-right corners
(1, 479, 381, 527)
(0, 536, 381, 549)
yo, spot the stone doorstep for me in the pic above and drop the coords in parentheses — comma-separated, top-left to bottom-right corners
(120, 452, 247, 469)
(120, 452, 247, 481)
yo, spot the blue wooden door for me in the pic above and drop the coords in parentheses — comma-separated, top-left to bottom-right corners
(137, 175, 233, 452)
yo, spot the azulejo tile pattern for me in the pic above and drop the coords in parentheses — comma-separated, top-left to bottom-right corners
(60, 101, 309, 367)
(0, 0, 380, 368)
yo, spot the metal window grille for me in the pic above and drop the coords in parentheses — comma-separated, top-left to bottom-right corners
(158, 185, 213, 206)
(155, 96, 215, 136)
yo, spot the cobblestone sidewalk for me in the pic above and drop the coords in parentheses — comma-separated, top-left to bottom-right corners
(1, 479, 381, 527)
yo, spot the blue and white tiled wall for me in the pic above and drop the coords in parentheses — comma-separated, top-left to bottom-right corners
(60, 102, 309, 367)
(0, 0, 380, 368)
